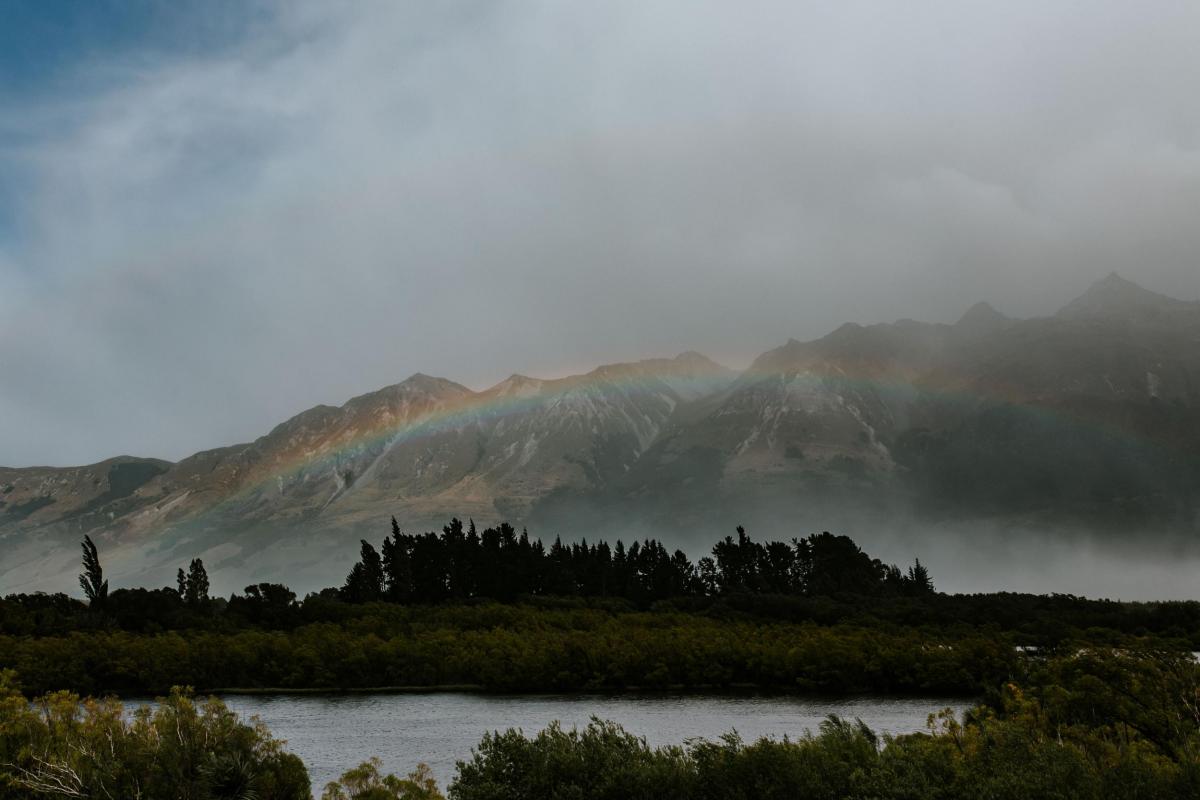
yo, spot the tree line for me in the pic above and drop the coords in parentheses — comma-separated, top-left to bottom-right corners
(68, 521, 934, 617)
(5, 523, 1200, 649)
(340, 518, 935, 605)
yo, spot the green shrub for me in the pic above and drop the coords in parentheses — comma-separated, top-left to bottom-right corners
(322, 758, 444, 800)
(0, 674, 309, 800)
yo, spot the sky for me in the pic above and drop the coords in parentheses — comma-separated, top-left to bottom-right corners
(2, 1, 1200, 467)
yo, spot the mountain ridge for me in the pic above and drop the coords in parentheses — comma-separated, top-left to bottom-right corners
(4, 274, 1199, 594)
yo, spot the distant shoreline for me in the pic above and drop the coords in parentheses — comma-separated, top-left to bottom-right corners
(119, 683, 981, 701)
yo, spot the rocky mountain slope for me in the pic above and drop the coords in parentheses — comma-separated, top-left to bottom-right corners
(3, 275, 1198, 594)
(602, 276, 1200, 537)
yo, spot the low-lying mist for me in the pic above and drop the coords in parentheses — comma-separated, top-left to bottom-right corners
(5, 504, 1197, 603)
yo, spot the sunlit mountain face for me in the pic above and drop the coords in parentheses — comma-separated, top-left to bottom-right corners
(3, 274, 1199, 596)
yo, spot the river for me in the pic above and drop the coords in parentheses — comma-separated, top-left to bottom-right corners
(207, 692, 972, 789)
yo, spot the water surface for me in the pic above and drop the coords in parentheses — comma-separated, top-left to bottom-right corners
(212, 692, 970, 789)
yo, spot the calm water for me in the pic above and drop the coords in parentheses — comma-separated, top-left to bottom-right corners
(204, 692, 970, 789)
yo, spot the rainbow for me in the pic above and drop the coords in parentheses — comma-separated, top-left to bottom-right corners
(207, 359, 732, 506)
(175, 351, 1182, 530)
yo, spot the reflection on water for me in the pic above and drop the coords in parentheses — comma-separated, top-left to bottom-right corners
(204, 692, 972, 789)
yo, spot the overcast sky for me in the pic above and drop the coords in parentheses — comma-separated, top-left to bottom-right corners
(2, 1, 1200, 467)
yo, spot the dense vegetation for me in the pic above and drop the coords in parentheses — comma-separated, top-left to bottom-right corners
(1, 602, 1024, 696)
(2, 523, 1199, 796)
(3, 645, 1200, 799)
(451, 648, 1200, 799)
(2, 522, 1199, 697)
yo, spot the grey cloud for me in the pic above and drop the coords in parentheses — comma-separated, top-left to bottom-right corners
(3, 0, 1200, 465)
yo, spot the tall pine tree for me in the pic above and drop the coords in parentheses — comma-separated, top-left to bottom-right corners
(342, 540, 385, 603)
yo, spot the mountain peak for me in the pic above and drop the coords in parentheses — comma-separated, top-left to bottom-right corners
(343, 373, 473, 410)
(668, 351, 732, 375)
(1100, 270, 1134, 284)
(583, 352, 731, 379)
(486, 374, 545, 398)
(957, 301, 1004, 323)
(672, 350, 714, 365)
(1088, 272, 1146, 299)
(1056, 273, 1190, 321)
(397, 372, 471, 393)
(955, 301, 1008, 336)
(748, 337, 810, 372)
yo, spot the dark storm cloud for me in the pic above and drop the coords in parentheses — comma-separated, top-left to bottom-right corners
(2, 1, 1200, 466)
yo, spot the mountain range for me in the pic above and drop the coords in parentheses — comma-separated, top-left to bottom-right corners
(4, 273, 1199, 594)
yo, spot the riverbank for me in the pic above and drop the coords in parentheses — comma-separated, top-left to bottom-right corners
(6, 646, 1200, 799)
(5, 592, 1198, 701)
(211, 690, 972, 789)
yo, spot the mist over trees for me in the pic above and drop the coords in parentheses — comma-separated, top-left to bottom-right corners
(49, 520, 935, 641)
(35, 521, 1196, 652)
(0, 515, 1193, 700)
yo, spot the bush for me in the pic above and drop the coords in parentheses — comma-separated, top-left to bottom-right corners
(0, 672, 309, 800)
(448, 650, 1200, 799)
(323, 758, 444, 800)
(451, 718, 694, 800)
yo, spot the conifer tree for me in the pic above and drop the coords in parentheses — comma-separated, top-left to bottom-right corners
(342, 540, 385, 603)
(79, 535, 108, 608)
(354, 517, 935, 605)
(906, 558, 935, 595)
(185, 558, 210, 605)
